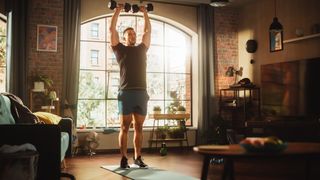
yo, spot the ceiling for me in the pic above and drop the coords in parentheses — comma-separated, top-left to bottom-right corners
(144, 0, 256, 7)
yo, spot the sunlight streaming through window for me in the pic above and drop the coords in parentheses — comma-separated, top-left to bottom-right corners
(78, 15, 192, 128)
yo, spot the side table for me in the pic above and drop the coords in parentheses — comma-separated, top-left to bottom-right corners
(29, 89, 60, 115)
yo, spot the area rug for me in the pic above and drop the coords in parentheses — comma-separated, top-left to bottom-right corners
(101, 164, 199, 180)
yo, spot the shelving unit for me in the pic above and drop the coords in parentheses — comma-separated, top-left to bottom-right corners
(283, 33, 320, 43)
(29, 90, 60, 115)
(148, 113, 190, 150)
(219, 87, 260, 130)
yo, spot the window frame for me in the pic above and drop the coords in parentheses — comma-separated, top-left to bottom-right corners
(78, 14, 196, 129)
(90, 49, 99, 66)
(0, 14, 7, 92)
(90, 22, 99, 38)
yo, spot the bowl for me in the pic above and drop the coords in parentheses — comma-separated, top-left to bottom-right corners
(240, 142, 287, 153)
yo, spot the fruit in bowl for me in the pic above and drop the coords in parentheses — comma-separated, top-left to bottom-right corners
(240, 136, 287, 153)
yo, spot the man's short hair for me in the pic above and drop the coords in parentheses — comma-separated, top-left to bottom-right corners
(123, 27, 134, 36)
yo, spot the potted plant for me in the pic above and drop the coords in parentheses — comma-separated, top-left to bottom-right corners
(33, 74, 53, 91)
(168, 127, 185, 139)
(176, 105, 186, 114)
(156, 124, 169, 139)
(153, 105, 162, 114)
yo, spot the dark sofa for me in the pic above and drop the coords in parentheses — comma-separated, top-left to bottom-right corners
(0, 118, 74, 180)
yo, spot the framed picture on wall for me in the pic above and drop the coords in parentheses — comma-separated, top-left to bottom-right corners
(37, 24, 58, 52)
(269, 29, 283, 52)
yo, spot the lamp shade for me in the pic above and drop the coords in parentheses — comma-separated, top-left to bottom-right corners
(269, 17, 283, 52)
(210, 0, 229, 7)
(269, 17, 283, 30)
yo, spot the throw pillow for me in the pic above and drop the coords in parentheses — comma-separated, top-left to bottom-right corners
(33, 112, 61, 124)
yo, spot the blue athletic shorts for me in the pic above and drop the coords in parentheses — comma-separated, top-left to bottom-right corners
(117, 90, 149, 116)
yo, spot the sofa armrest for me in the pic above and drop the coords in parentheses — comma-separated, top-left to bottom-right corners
(58, 117, 72, 157)
(0, 124, 61, 180)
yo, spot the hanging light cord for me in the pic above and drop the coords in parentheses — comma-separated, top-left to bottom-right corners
(274, 0, 277, 17)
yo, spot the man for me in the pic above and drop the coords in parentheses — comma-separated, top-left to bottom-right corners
(109, 4, 151, 169)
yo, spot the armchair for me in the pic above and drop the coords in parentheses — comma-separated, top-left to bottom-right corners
(0, 118, 75, 180)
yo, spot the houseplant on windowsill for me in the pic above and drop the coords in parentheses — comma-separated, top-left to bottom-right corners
(176, 105, 186, 114)
(153, 105, 162, 114)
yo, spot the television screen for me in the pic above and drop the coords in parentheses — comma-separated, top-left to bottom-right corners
(261, 58, 320, 118)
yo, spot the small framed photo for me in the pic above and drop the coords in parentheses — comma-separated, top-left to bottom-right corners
(269, 30, 283, 52)
(37, 24, 58, 52)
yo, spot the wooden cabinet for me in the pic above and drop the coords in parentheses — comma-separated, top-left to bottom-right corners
(29, 90, 60, 115)
(148, 113, 190, 150)
(219, 87, 261, 129)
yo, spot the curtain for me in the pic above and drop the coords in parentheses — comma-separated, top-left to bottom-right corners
(196, 4, 216, 145)
(6, 0, 28, 102)
(62, 0, 80, 122)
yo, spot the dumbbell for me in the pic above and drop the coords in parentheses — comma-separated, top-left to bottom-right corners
(132, 3, 154, 13)
(108, 0, 131, 13)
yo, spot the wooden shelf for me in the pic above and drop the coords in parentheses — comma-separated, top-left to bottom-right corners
(283, 33, 320, 43)
(149, 113, 190, 120)
(30, 90, 60, 115)
(219, 87, 261, 129)
(149, 138, 187, 142)
(148, 114, 190, 150)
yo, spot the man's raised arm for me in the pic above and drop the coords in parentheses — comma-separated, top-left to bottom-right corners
(109, 5, 123, 46)
(141, 7, 151, 49)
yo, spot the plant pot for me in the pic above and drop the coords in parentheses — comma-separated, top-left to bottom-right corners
(176, 111, 186, 114)
(34, 81, 44, 91)
(153, 111, 161, 114)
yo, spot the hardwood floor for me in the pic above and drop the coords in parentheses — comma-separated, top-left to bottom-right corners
(61, 149, 210, 180)
(60, 148, 320, 180)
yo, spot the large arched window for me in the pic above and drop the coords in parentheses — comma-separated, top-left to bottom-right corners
(78, 15, 193, 128)
(0, 14, 7, 92)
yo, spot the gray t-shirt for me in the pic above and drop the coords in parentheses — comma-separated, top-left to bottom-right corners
(112, 43, 147, 90)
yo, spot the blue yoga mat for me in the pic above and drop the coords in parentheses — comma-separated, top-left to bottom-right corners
(101, 165, 199, 180)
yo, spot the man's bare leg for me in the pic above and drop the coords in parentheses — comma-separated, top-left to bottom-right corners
(133, 113, 145, 158)
(119, 114, 132, 168)
(132, 113, 148, 167)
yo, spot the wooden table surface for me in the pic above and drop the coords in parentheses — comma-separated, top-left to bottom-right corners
(194, 142, 320, 180)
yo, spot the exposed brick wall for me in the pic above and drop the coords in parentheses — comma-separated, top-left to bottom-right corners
(214, 8, 239, 96)
(26, 0, 64, 108)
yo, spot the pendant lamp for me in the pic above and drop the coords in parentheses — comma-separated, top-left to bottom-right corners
(269, 0, 283, 52)
(210, 0, 229, 7)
